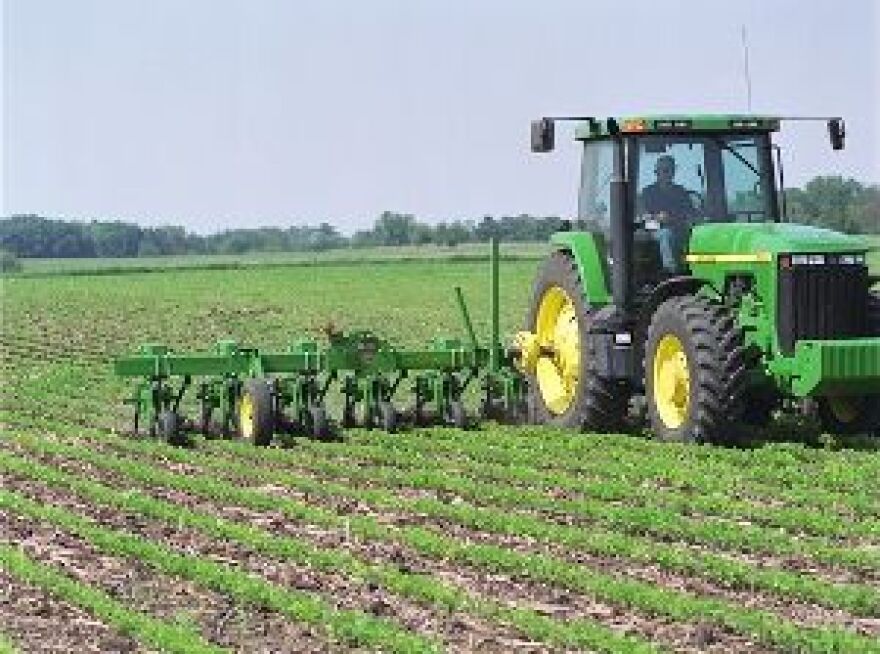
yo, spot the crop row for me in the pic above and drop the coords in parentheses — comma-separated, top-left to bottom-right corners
(5, 431, 877, 653)
(241, 435, 880, 540)
(104, 432, 879, 572)
(0, 634, 16, 654)
(6, 403, 877, 527)
(350, 427, 880, 498)
(0, 447, 659, 654)
(333, 428, 880, 514)
(0, 543, 226, 654)
(9, 425, 879, 614)
(0, 485, 439, 654)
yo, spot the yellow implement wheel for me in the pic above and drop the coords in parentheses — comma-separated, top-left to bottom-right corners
(238, 392, 256, 439)
(652, 334, 691, 429)
(535, 286, 581, 415)
(238, 378, 274, 446)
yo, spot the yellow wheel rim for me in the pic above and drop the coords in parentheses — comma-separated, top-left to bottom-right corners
(828, 397, 860, 424)
(652, 334, 691, 429)
(534, 286, 581, 415)
(239, 392, 255, 438)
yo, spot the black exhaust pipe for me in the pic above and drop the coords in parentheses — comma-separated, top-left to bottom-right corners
(609, 136, 632, 311)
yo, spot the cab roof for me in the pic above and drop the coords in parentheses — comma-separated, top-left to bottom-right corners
(574, 114, 781, 140)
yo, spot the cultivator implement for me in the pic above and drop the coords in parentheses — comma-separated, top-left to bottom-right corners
(114, 240, 528, 445)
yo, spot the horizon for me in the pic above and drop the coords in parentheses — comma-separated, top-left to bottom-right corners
(3, 168, 877, 239)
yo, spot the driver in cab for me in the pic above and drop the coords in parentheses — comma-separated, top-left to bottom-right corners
(639, 155, 696, 272)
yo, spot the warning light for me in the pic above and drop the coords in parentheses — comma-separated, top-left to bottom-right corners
(622, 119, 646, 132)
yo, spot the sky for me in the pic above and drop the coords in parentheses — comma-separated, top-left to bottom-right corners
(2, 0, 878, 234)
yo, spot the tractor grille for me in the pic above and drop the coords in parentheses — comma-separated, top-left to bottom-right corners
(777, 261, 869, 354)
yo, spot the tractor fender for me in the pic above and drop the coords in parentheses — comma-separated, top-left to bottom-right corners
(633, 276, 708, 365)
(637, 276, 707, 326)
(550, 232, 611, 306)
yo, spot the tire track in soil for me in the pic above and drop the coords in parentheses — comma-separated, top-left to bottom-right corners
(0, 473, 540, 654)
(16, 447, 780, 654)
(1, 508, 334, 654)
(0, 572, 145, 654)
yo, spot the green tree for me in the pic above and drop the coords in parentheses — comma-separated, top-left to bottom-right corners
(785, 176, 878, 234)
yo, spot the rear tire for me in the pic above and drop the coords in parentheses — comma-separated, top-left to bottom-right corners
(525, 252, 629, 431)
(644, 295, 747, 443)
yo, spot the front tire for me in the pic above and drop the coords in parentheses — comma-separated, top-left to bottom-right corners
(645, 295, 747, 443)
(524, 252, 629, 431)
(817, 396, 880, 436)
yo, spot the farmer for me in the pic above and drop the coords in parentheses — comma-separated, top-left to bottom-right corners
(640, 154, 696, 272)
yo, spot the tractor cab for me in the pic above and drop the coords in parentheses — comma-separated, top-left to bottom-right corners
(572, 115, 781, 291)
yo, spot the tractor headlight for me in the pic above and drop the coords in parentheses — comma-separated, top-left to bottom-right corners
(785, 252, 865, 266)
(839, 253, 866, 265)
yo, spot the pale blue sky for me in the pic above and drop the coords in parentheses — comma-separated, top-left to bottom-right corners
(2, 0, 878, 233)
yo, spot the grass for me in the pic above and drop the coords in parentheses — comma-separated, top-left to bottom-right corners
(2, 240, 879, 652)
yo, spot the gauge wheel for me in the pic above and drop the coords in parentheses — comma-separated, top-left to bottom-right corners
(525, 252, 629, 430)
(645, 295, 747, 443)
(449, 400, 468, 429)
(379, 401, 397, 433)
(158, 410, 186, 446)
(239, 378, 274, 446)
(309, 405, 331, 440)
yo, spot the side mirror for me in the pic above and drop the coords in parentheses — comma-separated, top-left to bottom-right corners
(530, 118, 555, 153)
(828, 118, 845, 150)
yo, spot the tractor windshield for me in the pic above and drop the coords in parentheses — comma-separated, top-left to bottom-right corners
(633, 133, 777, 224)
(629, 132, 777, 275)
(576, 132, 778, 278)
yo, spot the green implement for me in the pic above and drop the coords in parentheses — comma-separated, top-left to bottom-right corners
(114, 239, 528, 446)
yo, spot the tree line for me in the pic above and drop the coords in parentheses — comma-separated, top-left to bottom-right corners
(1, 175, 877, 262)
(0, 213, 566, 259)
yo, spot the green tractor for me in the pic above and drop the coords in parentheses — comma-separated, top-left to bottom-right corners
(515, 114, 880, 443)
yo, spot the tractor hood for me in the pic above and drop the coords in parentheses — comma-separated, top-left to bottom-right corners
(689, 222, 869, 257)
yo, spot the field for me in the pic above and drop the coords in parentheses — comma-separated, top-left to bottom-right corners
(15, 242, 552, 275)
(1, 246, 879, 653)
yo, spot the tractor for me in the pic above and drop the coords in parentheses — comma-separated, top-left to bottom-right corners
(515, 114, 880, 443)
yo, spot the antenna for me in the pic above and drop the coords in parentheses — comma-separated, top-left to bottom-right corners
(741, 25, 753, 112)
